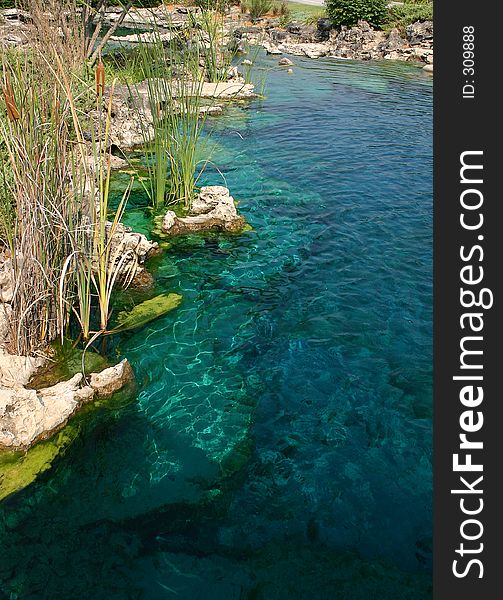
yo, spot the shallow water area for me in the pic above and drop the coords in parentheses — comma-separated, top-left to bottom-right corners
(0, 54, 432, 598)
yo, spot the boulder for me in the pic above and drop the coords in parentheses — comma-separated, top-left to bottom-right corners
(383, 28, 407, 52)
(162, 186, 245, 235)
(263, 40, 282, 55)
(0, 351, 47, 388)
(317, 18, 334, 40)
(406, 20, 433, 46)
(108, 222, 158, 267)
(199, 81, 256, 100)
(278, 57, 294, 66)
(270, 29, 288, 43)
(0, 374, 93, 450)
(280, 42, 329, 59)
(109, 31, 174, 44)
(103, 221, 158, 285)
(89, 359, 135, 399)
(0, 357, 136, 450)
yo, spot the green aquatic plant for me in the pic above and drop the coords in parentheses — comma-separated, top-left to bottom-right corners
(131, 21, 213, 211)
(194, 8, 237, 83)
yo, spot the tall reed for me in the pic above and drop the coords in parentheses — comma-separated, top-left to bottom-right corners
(0, 53, 87, 354)
(1, 43, 138, 355)
(195, 8, 236, 83)
(132, 21, 212, 211)
(20, 0, 133, 70)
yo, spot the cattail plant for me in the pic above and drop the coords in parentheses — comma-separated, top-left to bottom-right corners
(129, 17, 216, 212)
(1, 44, 138, 356)
(0, 54, 86, 354)
(2, 73, 20, 122)
(95, 58, 106, 98)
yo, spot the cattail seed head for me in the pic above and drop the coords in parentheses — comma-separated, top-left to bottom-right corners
(3, 74, 20, 122)
(95, 60, 105, 97)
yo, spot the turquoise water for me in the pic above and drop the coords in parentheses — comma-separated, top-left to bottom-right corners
(0, 56, 432, 598)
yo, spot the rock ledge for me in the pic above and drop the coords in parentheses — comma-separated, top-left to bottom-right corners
(162, 186, 246, 235)
(0, 359, 135, 451)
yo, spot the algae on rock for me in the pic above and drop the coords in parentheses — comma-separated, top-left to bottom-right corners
(114, 293, 183, 333)
(0, 426, 78, 502)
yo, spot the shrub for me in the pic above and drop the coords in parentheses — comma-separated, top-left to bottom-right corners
(241, 0, 272, 21)
(385, 1, 433, 32)
(325, 0, 387, 28)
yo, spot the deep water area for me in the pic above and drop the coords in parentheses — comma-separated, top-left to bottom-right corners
(0, 55, 433, 599)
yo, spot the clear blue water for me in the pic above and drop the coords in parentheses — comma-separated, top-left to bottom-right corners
(0, 56, 432, 599)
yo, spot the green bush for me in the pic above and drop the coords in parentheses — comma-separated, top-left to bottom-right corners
(325, 0, 387, 28)
(385, 1, 433, 32)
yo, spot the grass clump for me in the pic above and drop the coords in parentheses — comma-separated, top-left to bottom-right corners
(241, 0, 273, 21)
(131, 28, 211, 211)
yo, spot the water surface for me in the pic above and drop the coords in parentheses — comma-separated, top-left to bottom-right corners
(0, 55, 433, 599)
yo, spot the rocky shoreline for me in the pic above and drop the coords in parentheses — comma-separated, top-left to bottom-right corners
(256, 19, 433, 67)
(1, 5, 433, 69)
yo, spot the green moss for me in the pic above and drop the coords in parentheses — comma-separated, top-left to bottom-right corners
(30, 344, 107, 387)
(29, 341, 109, 389)
(114, 292, 183, 333)
(0, 426, 78, 502)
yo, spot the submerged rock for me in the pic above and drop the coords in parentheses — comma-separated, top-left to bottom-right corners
(114, 293, 183, 333)
(0, 425, 78, 502)
(162, 186, 246, 235)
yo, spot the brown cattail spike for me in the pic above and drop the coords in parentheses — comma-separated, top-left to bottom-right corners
(3, 74, 20, 122)
(95, 59, 105, 97)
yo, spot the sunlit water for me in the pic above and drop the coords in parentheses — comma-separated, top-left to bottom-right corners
(0, 55, 432, 599)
